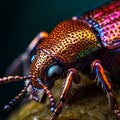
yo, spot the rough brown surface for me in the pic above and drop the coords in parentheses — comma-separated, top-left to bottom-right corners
(8, 76, 120, 120)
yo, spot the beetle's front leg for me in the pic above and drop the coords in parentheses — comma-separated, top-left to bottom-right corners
(5, 31, 48, 75)
(91, 60, 120, 118)
(50, 68, 79, 120)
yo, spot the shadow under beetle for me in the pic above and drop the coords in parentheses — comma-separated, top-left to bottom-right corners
(0, 0, 120, 119)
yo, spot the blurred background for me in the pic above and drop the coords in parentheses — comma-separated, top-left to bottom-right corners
(0, 0, 110, 119)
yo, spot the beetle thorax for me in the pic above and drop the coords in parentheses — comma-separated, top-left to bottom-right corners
(38, 20, 98, 63)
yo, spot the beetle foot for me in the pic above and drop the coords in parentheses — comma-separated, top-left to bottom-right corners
(50, 101, 63, 120)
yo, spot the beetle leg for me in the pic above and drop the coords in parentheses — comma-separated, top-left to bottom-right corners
(91, 60, 120, 118)
(37, 79, 56, 112)
(5, 32, 48, 75)
(50, 68, 78, 120)
(72, 16, 78, 21)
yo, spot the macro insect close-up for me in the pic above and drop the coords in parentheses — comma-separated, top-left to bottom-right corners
(0, 0, 120, 120)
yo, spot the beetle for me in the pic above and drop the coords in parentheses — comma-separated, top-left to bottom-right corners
(0, 0, 120, 119)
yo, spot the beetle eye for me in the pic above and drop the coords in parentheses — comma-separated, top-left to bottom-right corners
(47, 64, 63, 79)
(30, 55, 35, 62)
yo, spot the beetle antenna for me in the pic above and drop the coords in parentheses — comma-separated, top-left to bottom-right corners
(0, 75, 31, 84)
(0, 75, 31, 110)
(4, 82, 31, 111)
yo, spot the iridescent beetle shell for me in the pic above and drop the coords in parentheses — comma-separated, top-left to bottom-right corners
(0, 1, 120, 120)
(38, 20, 98, 64)
(29, 1, 120, 119)
(80, 1, 120, 49)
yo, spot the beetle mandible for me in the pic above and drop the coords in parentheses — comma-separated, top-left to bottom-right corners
(0, 0, 120, 120)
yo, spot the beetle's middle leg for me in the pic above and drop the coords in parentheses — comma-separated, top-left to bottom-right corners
(91, 60, 120, 118)
(50, 68, 80, 120)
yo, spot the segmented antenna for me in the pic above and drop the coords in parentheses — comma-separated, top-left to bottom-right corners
(0, 75, 31, 84)
(1, 75, 32, 111)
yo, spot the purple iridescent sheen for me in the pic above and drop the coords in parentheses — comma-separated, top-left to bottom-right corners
(80, 1, 120, 49)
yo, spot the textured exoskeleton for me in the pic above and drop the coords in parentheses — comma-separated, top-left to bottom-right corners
(0, 0, 120, 120)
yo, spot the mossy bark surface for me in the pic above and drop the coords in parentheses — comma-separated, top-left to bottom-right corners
(8, 77, 120, 120)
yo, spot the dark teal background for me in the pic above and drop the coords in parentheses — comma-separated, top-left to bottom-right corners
(0, 0, 110, 119)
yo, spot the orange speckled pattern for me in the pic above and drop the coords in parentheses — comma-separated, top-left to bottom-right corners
(30, 49, 55, 84)
(38, 20, 98, 63)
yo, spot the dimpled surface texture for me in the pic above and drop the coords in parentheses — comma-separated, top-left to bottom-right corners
(80, 0, 120, 49)
(38, 20, 98, 63)
(30, 50, 54, 84)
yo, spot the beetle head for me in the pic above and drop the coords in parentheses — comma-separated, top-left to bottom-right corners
(30, 50, 64, 89)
